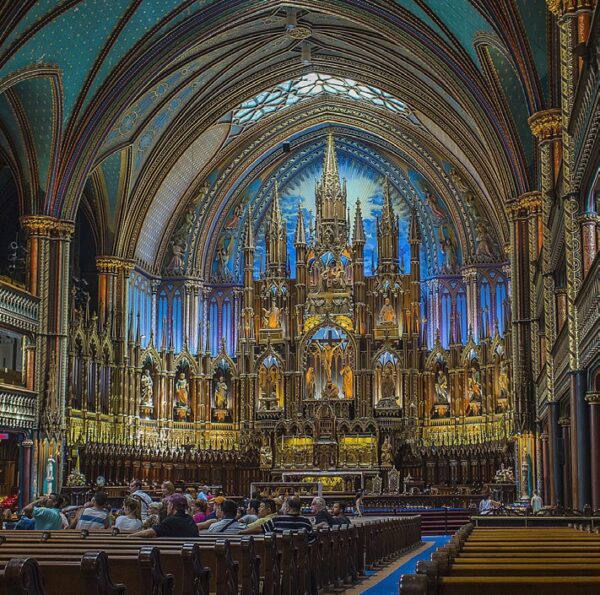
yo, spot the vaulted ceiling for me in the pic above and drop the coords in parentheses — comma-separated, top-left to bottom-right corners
(0, 0, 555, 273)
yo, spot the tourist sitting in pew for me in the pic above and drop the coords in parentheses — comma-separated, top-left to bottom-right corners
(21, 493, 65, 530)
(262, 496, 316, 544)
(312, 496, 336, 527)
(141, 501, 162, 529)
(192, 498, 208, 523)
(331, 502, 352, 526)
(238, 498, 261, 525)
(206, 499, 245, 534)
(129, 478, 153, 520)
(240, 498, 278, 534)
(73, 491, 110, 530)
(130, 493, 199, 538)
(114, 496, 143, 533)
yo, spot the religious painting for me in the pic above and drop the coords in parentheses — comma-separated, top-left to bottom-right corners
(174, 359, 191, 421)
(211, 358, 233, 423)
(257, 354, 284, 411)
(303, 325, 354, 400)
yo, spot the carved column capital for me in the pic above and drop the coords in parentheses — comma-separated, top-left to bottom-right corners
(558, 416, 571, 427)
(20, 215, 75, 238)
(585, 392, 600, 404)
(546, 0, 595, 15)
(528, 109, 562, 141)
(96, 256, 135, 274)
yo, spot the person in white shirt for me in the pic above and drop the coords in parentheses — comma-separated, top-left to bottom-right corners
(129, 479, 153, 520)
(74, 492, 109, 530)
(114, 497, 142, 533)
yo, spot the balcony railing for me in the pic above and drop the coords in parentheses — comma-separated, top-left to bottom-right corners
(0, 278, 39, 333)
(0, 384, 37, 430)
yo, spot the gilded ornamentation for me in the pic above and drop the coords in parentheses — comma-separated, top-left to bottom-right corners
(528, 108, 562, 141)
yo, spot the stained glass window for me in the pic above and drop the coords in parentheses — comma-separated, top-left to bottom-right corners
(232, 73, 413, 128)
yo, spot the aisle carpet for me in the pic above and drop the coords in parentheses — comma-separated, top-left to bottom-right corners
(361, 535, 450, 595)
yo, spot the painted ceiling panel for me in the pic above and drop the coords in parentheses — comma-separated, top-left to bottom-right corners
(0, 95, 30, 192)
(98, 149, 126, 228)
(135, 122, 229, 266)
(392, 0, 453, 45)
(420, 0, 492, 65)
(0, 0, 131, 121)
(2, 0, 63, 49)
(10, 77, 55, 193)
(488, 46, 533, 174)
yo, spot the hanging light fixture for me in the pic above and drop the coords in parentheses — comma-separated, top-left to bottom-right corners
(285, 7, 298, 32)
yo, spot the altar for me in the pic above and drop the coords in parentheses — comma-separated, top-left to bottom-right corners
(276, 470, 378, 493)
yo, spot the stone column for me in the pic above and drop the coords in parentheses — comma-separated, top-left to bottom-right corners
(580, 213, 598, 276)
(572, 369, 591, 507)
(549, 400, 563, 504)
(541, 432, 550, 502)
(559, 416, 571, 507)
(586, 392, 600, 509)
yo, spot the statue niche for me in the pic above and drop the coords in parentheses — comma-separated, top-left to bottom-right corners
(174, 360, 191, 421)
(140, 355, 158, 418)
(211, 358, 234, 423)
(303, 325, 354, 400)
(466, 353, 483, 417)
(374, 352, 400, 409)
(432, 356, 450, 418)
(257, 354, 283, 411)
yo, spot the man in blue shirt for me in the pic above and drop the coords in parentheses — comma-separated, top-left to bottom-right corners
(22, 493, 64, 530)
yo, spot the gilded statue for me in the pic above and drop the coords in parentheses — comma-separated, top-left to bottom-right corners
(305, 366, 315, 399)
(322, 343, 336, 383)
(475, 222, 497, 260)
(468, 367, 482, 401)
(499, 361, 509, 400)
(438, 225, 458, 273)
(434, 370, 449, 404)
(262, 301, 281, 329)
(175, 372, 189, 408)
(214, 376, 229, 409)
(378, 297, 396, 325)
(141, 369, 154, 407)
(340, 363, 353, 399)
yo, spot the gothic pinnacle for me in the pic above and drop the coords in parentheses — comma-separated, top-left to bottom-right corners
(353, 200, 366, 244)
(295, 204, 307, 245)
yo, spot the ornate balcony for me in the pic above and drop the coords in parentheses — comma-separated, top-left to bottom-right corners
(0, 278, 39, 334)
(0, 384, 37, 430)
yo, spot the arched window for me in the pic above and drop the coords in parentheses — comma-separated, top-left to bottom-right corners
(222, 298, 232, 355)
(173, 289, 183, 352)
(441, 289, 451, 348)
(495, 277, 507, 335)
(479, 277, 491, 339)
(157, 290, 168, 348)
(457, 289, 467, 343)
(209, 298, 219, 356)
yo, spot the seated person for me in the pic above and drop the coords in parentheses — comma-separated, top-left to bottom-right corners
(262, 496, 315, 544)
(238, 498, 261, 525)
(311, 497, 335, 528)
(192, 499, 208, 523)
(114, 496, 142, 533)
(240, 499, 277, 534)
(131, 493, 198, 538)
(331, 502, 351, 526)
(74, 492, 110, 530)
(22, 493, 65, 530)
(207, 499, 245, 534)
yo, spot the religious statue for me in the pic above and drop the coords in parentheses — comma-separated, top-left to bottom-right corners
(215, 236, 233, 281)
(494, 462, 515, 483)
(322, 343, 336, 383)
(167, 240, 184, 273)
(305, 366, 315, 399)
(475, 222, 497, 261)
(378, 297, 396, 325)
(468, 367, 482, 401)
(141, 369, 154, 407)
(260, 443, 273, 469)
(438, 225, 458, 273)
(322, 382, 339, 400)
(434, 370, 449, 404)
(214, 376, 229, 409)
(340, 363, 353, 399)
(381, 366, 396, 402)
(44, 455, 56, 495)
(175, 372, 189, 408)
(262, 301, 281, 329)
(381, 435, 394, 467)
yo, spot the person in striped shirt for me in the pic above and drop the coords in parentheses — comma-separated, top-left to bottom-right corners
(261, 496, 315, 544)
(74, 492, 109, 530)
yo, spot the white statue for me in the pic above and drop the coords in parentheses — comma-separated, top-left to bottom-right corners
(141, 369, 154, 407)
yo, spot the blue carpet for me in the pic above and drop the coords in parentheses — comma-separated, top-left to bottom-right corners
(361, 535, 450, 595)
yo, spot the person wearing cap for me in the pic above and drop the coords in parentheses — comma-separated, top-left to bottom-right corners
(130, 493, 198, 538)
